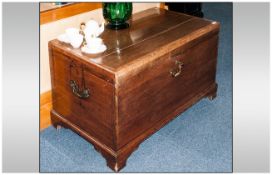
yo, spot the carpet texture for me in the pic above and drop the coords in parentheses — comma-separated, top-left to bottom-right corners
(40, 3, 233, 172)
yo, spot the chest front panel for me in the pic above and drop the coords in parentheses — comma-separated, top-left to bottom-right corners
(116, 33, 218, 148)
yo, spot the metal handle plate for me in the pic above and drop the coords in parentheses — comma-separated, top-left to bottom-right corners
(169, 60, 184, 78)
(70, 80, 90, 99)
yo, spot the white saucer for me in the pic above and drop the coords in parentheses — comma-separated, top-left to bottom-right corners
(81, 44, 107, 54)
(57, 34, 70, 43)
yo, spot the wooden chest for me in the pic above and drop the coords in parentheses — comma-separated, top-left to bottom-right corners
(49, 8, 219, 172)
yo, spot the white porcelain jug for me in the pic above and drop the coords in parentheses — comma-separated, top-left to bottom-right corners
(84, 20, 104, 38)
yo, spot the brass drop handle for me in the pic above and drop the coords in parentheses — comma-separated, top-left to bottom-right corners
(169, 60, 184, 77)
(70, 80, 90, 99)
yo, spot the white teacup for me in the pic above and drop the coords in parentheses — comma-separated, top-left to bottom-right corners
(70, 34, 83, 49)
(86, 37, 103, 50)
(65, 28, 80, 42)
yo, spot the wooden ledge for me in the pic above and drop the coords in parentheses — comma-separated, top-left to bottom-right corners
(40, 2, 165, 25)
(40, 2, 102, 25)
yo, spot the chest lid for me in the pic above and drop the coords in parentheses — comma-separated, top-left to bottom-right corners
(50, 7, 219, 75)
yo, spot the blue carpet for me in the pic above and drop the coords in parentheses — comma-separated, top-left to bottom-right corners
(40, 3, 233, 172)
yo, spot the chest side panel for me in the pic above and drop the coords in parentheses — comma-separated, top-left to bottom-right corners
(116, 33, 219, 149)
(49, 49, 116, 149)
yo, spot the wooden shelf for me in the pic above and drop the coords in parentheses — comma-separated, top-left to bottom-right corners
(40, 2, 166, 25)
(40, 2, 102, 25)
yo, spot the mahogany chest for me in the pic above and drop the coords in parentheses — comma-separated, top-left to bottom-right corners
(49, 8, 219, 172)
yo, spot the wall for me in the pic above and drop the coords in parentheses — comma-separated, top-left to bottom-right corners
(40, 3, 160, 94)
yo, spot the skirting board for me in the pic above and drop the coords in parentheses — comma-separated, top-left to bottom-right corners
(40, 90, 53, 130)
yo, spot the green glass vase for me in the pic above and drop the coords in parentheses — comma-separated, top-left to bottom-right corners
(103, 2, 133, 30)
